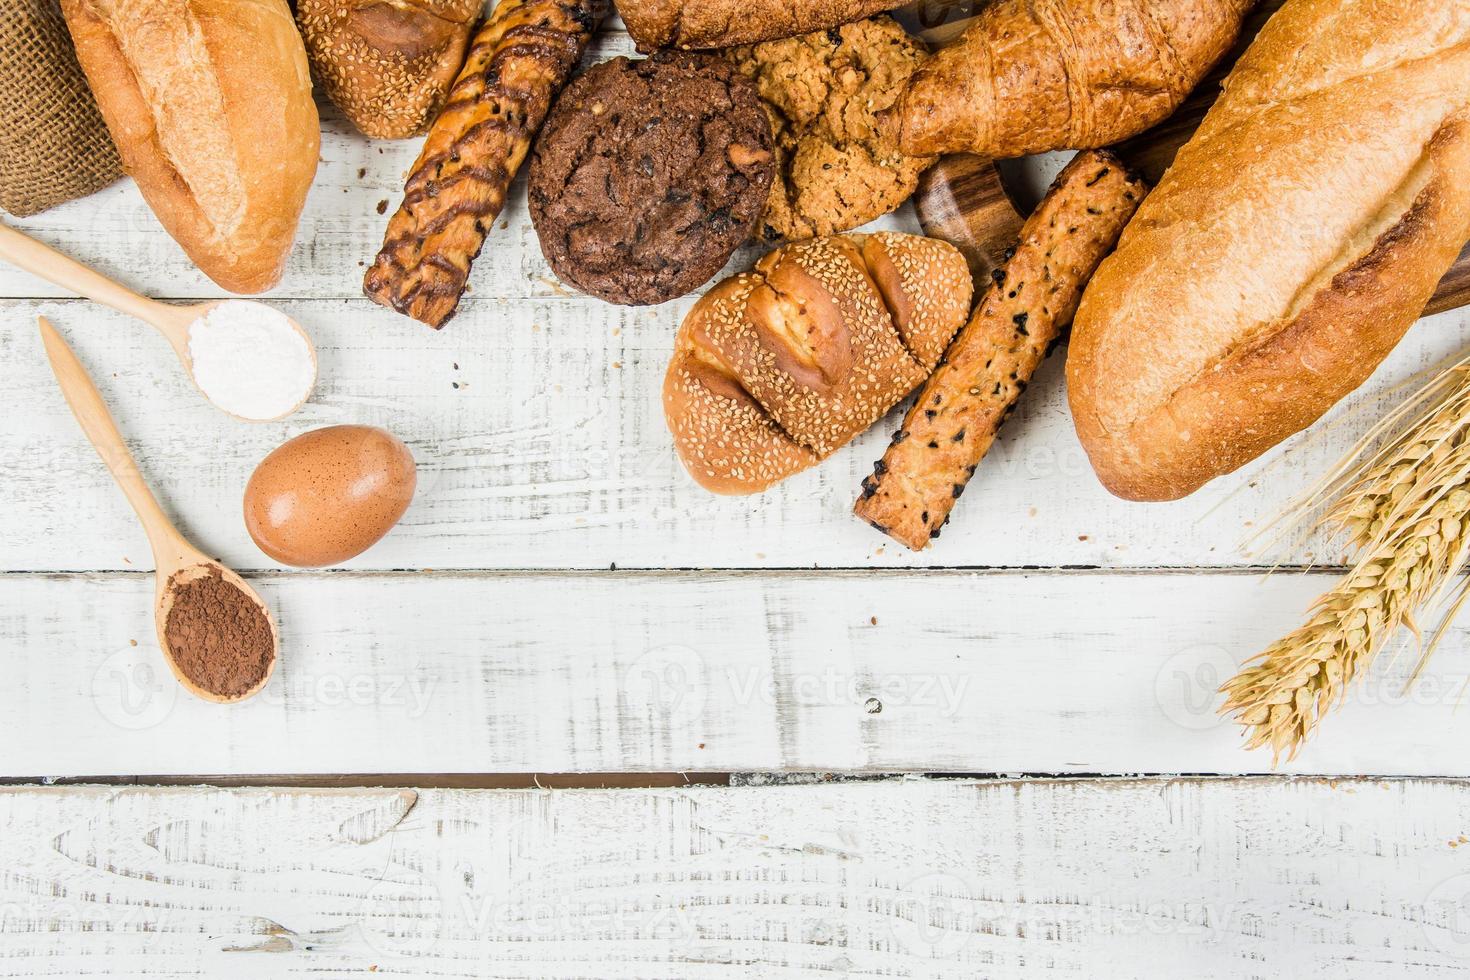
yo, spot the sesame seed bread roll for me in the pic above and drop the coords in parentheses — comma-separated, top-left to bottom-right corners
(664, 232, 972, 494)
(1066, 0, 1470, 502)
(296, 0, 480, 139)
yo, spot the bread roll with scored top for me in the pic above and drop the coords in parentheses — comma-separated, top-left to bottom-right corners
(1067, 0, 1470, 502)
(61, 0, 319, 294)
(664, 232, 972, 494)
(296, 0, 480, 139)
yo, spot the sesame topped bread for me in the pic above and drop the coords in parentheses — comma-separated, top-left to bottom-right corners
(663, 232, 972, 494)
(295, 0, 480, 139)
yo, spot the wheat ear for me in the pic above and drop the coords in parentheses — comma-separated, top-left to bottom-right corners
(1220, 356, 1470, 762)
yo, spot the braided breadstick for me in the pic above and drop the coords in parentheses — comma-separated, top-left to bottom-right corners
(364, 0, 606, 328)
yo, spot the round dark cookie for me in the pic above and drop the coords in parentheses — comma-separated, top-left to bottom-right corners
(528, 52, 775, 306)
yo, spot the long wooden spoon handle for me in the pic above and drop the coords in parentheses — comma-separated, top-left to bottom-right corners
(0, 222, 161, 323)
(37, 317, 177, 548)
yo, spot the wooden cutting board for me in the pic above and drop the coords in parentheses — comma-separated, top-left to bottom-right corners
(897, 0, 1470, 317)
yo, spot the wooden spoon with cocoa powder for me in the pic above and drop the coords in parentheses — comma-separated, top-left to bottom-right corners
(38, 317, 278, 703)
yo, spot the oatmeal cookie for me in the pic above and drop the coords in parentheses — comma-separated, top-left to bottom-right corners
(728, 17, 935, 242)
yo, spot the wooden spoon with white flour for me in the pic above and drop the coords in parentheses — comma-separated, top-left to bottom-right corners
(0, 221, 316, 421)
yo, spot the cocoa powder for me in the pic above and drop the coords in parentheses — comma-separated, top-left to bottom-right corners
(163, 567, 274, 698)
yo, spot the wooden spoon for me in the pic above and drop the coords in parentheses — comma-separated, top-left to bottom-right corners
(38, 317, 278, 704)
(0, 222, 316, 421)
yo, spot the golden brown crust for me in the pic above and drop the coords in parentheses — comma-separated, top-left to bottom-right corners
(295, 0, 480, 139)
(898, 0, 1253, 159)
(663, 232, 972, 495)
(1067, 1, 1470, 502)
(619, 0, 906, 51)
(1074, 123, 1470, 501)
(363, 0, 606, 328)
(855, 151, 1145, 550)
(61, 0, 319, 294)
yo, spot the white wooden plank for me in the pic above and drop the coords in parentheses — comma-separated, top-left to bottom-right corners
(1, 778, 1468, 977)
(5, 295, 1467, 572)
(3, 570, 1469, 777)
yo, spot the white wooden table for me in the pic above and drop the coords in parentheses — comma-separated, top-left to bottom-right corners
(3, 28, 1470, 977)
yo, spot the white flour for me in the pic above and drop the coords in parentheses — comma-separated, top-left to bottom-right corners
(187, 301, 315, 421)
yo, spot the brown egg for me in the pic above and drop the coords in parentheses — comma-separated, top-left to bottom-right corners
(244, 425, 416, 567)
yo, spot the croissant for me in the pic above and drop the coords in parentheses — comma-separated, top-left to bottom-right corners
(898, 0, 1254, 159)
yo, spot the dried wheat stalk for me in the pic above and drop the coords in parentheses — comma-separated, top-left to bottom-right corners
(1220, 356, 1470, 762)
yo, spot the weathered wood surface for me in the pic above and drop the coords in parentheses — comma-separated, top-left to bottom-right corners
(6, 294, 1467, 573)
(3, 570, 1468, 777)
(2, 779, 1470, 977)
(3, 14, 1470, 784)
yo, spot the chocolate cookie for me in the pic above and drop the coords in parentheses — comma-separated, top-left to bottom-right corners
(728, 17, 935, 241)
(528, 52, 775, 306)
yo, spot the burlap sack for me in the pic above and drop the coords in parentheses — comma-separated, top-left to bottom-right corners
(0, 0, 121, 216)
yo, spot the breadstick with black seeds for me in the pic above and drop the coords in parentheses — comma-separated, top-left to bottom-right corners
(854, 150, 1146, 550)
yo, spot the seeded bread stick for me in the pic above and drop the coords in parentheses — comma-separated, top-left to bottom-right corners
(854, 150, 1146, 550)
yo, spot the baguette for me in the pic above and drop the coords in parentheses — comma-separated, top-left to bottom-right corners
(664, 233, 972, 494)
(899, 0, 1253, 159)
(364, 0, 606, 328)
(1067, 0, 1470, 502)
(855, 151, 1145, 550)
(61, 0, 320, 294)
(618, 0, 905, 51)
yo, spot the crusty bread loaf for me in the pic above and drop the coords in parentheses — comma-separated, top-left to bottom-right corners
(61, 0, 320, 294)
(618, 0, 905, 51)
(899, 0, 1254, 159)
(296, 0, 479, 139)
(1067, 0, 1470, 502)
(664, 232, 972, 494)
